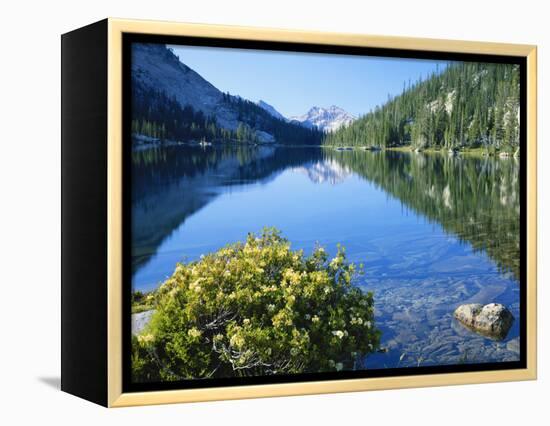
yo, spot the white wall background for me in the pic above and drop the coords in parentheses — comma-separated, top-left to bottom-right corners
(0, 0, 546, 424)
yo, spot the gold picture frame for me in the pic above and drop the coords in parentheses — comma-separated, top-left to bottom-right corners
(61, 17, 537, 407)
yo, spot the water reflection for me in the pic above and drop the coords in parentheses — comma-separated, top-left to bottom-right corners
(131, 145, 324, 272)
(131, 144, 521, 367)
(324, 149, 520, 280)
(133, 146, 519, 281)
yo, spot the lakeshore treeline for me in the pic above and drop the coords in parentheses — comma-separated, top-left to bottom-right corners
(324, 62, 520, 152)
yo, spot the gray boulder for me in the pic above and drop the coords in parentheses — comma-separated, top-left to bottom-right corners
(454, 303, 483, 327)
(454, 303, 514, 339)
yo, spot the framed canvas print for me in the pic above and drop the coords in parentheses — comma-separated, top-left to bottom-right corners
(61, 18, 537, 407)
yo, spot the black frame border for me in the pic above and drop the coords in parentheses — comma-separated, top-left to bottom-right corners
(122, 33, 528, 394)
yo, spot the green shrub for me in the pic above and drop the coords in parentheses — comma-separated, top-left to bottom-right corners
(131, 290, 155, 314)
(132, 228, 380, 382)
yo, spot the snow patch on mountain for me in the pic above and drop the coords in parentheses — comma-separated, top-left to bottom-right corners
(290, 106, 355, 132)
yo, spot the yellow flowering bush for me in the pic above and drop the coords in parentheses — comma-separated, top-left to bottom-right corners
(132, 228, 379, 382)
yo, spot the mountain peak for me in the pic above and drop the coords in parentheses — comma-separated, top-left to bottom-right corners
(291, 105, 355, 132)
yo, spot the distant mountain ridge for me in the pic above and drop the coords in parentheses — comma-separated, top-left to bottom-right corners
(290, 106, 356, 132)
(256, 100, 286, 121)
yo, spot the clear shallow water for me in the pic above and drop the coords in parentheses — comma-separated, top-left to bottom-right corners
(131, 145, 520, 368)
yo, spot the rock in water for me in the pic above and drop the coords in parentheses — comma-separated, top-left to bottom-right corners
(454, 303, 483, 328)
(475, 304, 514, 337)
(454, 303, 514, 339)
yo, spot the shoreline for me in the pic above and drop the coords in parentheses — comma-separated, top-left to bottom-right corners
(327, 145, 519, 158)
(132, 133, 519, 158)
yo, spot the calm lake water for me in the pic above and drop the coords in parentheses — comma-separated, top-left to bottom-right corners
(131, 145, 521, 368)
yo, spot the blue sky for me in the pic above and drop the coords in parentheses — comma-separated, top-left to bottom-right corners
(169, 44, 448, 118)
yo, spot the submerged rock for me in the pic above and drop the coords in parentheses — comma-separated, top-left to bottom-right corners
(506, 337, 520, 354)
(453, 303, 514, 339)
